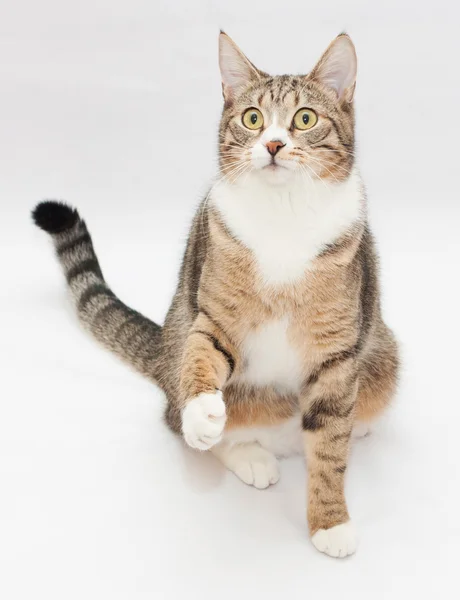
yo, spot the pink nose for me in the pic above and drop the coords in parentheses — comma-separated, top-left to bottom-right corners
(266, 140, 285, 156)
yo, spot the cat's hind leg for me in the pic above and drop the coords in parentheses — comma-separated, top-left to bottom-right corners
(354, 323, 399, 434)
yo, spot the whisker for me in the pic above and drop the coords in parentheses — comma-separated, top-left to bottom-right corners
(300, 160, 333, 192)
(298, 162, 315, 188)
(304, 153, 344, 183)
(220, 159, 249, 169)
(311, 147, 356, 157)
(221, 159, 251, 183)
(311, 153, 354, 177)
(220, 140, 250, 150)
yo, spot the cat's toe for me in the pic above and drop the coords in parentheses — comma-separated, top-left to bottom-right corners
(222, 443, 280, 489)
(311, 521, 358, 558)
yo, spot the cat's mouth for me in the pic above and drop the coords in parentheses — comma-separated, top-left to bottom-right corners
(264, 159, 287, 171)
(259, 158, 295, 184)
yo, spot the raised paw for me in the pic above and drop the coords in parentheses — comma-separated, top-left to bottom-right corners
(311, 521, 358, 558)
(213, 442, 280, 489)
(182, 391, 226, 451)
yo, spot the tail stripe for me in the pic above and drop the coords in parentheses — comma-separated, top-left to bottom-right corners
(56, 232, 92, 256)
(66, 258, 104, 284)
(111, 313, 143, 340)
(91, 301, 120, 328)
(78, 283, 115, 311)
(33, 200, 162, 382)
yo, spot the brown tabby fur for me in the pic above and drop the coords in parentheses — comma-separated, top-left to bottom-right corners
(33, 32, 399, 540)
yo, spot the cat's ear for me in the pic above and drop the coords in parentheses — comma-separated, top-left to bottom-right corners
(219, 31, 263, 100)
(310, 34, 357, 102)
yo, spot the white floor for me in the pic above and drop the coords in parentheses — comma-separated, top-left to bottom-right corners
(1, 1, 459, 598)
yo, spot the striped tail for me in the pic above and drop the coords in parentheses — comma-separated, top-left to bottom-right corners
(32, 201, 162, 381)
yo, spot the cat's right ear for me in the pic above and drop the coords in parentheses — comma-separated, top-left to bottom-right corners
(219, 32, 262, 102)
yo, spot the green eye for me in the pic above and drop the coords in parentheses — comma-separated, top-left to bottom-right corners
(242, 108, 264, 130)
(293, 108, 318, 130)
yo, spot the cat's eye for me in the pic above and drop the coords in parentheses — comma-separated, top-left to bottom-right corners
(293, 108, 318, 130)
(242, 108, 264, 130)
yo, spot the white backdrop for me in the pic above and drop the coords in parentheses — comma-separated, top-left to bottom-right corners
(1, 1, 459, 598)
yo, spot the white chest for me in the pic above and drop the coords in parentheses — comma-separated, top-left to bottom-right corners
(238, 317, 302, 393)
(211, 170, 363, 285)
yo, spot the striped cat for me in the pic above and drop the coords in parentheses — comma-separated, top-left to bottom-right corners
(33, 32, 399, 558)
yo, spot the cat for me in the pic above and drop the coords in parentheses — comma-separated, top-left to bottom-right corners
(33, 31, 399, 558)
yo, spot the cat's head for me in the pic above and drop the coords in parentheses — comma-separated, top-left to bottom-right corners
(218, 32, 357, 186)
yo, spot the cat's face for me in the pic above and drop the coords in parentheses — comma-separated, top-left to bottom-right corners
(218, 33, 357, 186)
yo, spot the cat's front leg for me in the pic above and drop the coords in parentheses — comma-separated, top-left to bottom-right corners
(301, 366, 358, 558)
(179, 310, 237, 451)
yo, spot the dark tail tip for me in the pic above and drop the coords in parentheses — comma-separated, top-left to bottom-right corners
(32, 201, 80, 234)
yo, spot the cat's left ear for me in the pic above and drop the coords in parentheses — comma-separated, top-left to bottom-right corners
(310, 34, 357, 102)
(219, 31, 263, 101)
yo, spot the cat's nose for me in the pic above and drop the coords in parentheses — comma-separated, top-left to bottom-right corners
(266, 140, 286, 156)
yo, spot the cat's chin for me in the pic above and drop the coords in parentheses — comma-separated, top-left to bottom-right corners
(257, 165, 296, 186)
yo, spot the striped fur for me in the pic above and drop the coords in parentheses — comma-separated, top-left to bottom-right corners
(33, 32, 399, 558)
(33, 202, 162, 375)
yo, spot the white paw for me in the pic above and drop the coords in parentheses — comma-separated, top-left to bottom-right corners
(312, 521, 358, 558)
(215, 443, 280, 489)
(352, 421, 372, 439)
(182, 391, 226, 451)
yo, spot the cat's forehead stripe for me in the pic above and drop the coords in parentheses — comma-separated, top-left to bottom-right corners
(253, 77, 303, 108)
(266, 76, 299, 104)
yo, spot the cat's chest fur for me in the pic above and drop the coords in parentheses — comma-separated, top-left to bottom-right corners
(211, 169, 363, 286)
(212, 170, 363, 391)
(239, 317, 302, 392)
